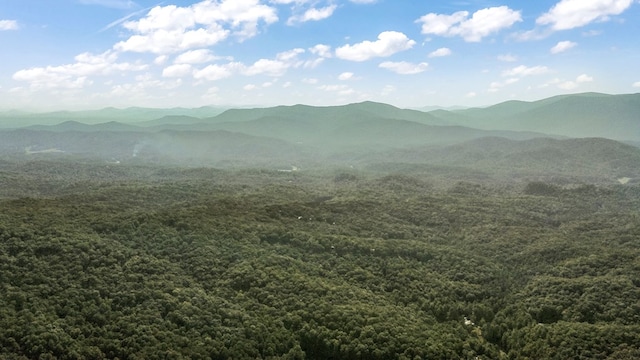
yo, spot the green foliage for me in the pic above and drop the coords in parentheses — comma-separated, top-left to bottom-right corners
(0, 161, 639, 358)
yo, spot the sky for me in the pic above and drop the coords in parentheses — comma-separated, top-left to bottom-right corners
(1, 0, 639, 110)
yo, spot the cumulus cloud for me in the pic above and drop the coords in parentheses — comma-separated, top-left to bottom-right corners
(488, 77, 519, 92)
(309, 44, 332, 57)
(379, 61, 429, 75)
(548, 73, 594, 90)
(174, 49, 220, 64)
(244, 58, 290, 76)
(287, 5, 337, 25)
(193, 48, 304, 80)
(162, 64, 193, 77)
(633, 81, 640, 88)
(576, 74, 593, 83)
(0, 20, 19, 31)
(537, 0, 634, 30)
(193, 63, 236, 81)
(114, 0, 278, 54)
(338, 72, 354, 80)
(13, 51, 147, 90)
(502, 65, 549, 77)
(428, 47, 452, 58)
(416, 6, 522, 42)
(335, 31, 416, 61)
(550, 40, 577, 54)
(154, 55, 169, 65)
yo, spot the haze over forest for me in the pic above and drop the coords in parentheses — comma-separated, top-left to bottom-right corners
(2, 0, 640, 359)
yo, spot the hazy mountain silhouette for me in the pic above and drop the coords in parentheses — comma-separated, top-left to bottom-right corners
(430, 93, 640, 141)
(0, 93, 638, 181)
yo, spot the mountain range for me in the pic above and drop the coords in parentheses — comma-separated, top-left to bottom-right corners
(0, 92, 638, 183)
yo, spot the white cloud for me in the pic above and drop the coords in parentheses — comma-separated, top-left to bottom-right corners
(114, 0, 278, 54)
(174, 49, 218, 64)
(243, 84, 258, 90)
(549, 73, 594, 90)
(244, 59, 289, 76)
(240, 48, 304, 77)
(633, 81, 640, 88)
(335, 31, 416, 62)
(162, 64, 193, 77)
(276, 48, 305, 61)
(488, 77, 519, 92)
(115, 26, 230, 54)
(502, 65, 549, 77)
(379, 61, 429, 75)
(303, 58, 324, 68)
(576, 74, 594, 83)
(537, 0, 634, 30)
(416, 6, 522, 42)
(466, 92, 477, 98)
(349, 0, 377, 3)
(338, 72, 354, 80)
(550, 40, 577, 54)
(309, 44, 332, 57)
(13, 51, 147, 90)
(428, 47, 452, 58)
(154, 55, 169, 65)
(497, 54, 518, 62)
(302, 78, 318, 84)
(193, 63, 235, 81)
(287, 5, 337, 25)
(117, 74, 182, 94)
(0, 20, 19, 31)
(557, 81, 577, 90)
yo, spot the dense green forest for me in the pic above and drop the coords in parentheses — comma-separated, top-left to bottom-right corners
(1, 158, 639, 359)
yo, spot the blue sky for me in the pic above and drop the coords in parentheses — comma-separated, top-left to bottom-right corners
(1, 0, 639, 110)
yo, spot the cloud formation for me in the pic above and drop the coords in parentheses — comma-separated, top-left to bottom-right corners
(550, 40, 577, 54)
(555, 73, 594, 89)
(379, 61, 429, 75)
(114, 0, 278, 54)
(287, 5, 337, 25)
(416, 6, 522, 42)
(537, 0, 634, 30)
(335, 31, 416, 61)
(502, 65, 549, 77)
(174, 49, 220, 64)
(12, 51, 147, 90)
(0, 20, 19, 31)
(428, 47, 452, 58)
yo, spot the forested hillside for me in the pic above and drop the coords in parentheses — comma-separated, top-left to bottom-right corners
(1, 160, 639, 359)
